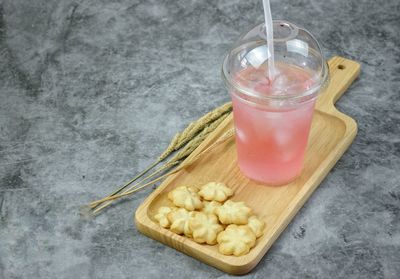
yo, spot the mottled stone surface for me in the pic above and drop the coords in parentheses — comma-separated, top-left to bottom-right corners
(0, 0, 399, 278)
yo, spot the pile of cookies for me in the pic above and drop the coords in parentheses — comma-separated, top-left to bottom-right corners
(154, 182, 265, 256)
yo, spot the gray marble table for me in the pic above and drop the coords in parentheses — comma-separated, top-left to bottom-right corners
(1, 0, 399, 278)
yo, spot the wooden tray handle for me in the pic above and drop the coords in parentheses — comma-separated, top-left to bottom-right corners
(316, 56, 361, 111)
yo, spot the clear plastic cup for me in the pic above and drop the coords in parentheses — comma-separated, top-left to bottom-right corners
(222, 20, 328, 185)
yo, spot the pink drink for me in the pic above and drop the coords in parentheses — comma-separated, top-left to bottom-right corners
(231, 63, 316, 184)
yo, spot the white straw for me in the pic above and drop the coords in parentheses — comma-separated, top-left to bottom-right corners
(262, 0, 275, 80)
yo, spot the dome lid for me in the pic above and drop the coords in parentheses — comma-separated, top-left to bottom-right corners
(222, 20, 328, 101)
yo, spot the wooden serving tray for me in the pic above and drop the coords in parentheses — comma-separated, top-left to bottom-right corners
(135, 56, 360, 275)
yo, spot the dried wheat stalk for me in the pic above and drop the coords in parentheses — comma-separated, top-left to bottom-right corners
(90, 127, 235, 206)
(90, 113, 231, 214)
(90, 102, 232, 210)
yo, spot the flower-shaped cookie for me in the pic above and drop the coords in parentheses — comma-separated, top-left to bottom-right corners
(198, 182, 233, 202)
(167, 208, 195, 237)
(154, 206, 175, 228)
(168, 186, 203, 211)
(202, 201, 222, 215)
(247, 215, 265, 238)
(216, 200, 252, 225)
(217, 224, 256, 256)
(189, 212, 223, 245)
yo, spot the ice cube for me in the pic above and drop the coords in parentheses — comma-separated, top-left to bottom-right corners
(272, 124, 300, 162)
(235, 128, 248, 143)
(272, 73, 290, 93)
(274, 128, 292, 147)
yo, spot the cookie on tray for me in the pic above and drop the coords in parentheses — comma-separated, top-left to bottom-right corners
(168, 186, 203, 211)
(202, 200, 222, 215)
(167, 208, 195, 237)
(215, 200, 252, 225)
(154, 206, 176, 228)
(189, 212, 224, 245)
(217, 224, 256, 256)
(198, 182, 233, 202)
(247, 215, 265, 238)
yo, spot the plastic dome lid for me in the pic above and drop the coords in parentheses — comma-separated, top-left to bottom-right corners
(222, 20, 328, 102)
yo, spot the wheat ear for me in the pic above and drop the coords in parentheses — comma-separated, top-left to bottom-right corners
(91, 102, 232, 208)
